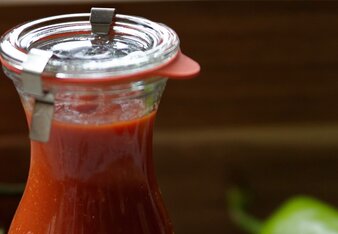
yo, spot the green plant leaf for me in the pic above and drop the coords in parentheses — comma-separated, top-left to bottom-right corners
(260, 196, 338, 234)
(227, 187, 263, 234)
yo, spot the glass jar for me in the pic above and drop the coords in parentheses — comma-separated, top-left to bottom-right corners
(0, 8, 199, 234)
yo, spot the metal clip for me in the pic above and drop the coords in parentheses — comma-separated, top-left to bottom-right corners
(22, 49, 53, 97)
(90, 7, 116, 35)
(22, 48, 54, 143)
(29, 93, 54, 142)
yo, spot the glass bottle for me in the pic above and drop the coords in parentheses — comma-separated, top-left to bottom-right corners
(0, 8, 199, 234)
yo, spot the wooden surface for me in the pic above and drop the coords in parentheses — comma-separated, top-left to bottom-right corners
(1, 1, 338, 233)
(0, 0, 183, 6)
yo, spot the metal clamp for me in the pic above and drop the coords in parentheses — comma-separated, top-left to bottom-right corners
(90, 7, 116, 35)
(22, 48, 54, 143)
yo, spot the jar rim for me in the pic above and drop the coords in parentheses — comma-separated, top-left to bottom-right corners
(0, 12, 180, 82)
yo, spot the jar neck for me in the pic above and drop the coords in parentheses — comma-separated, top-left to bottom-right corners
(18, 76, 167, 181)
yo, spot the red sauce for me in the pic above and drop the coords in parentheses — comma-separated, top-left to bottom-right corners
(9, 111, 173, 234)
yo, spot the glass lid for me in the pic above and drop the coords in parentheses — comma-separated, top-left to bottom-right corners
(0, 12, 180, 80)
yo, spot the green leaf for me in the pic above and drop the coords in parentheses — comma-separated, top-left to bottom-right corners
(260, 196, 338, 234)
(227, 187, 263, 234)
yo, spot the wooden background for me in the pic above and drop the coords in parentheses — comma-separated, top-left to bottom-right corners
(1, 1, 338, 233)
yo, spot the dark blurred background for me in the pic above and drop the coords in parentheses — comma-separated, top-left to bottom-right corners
(1, 1, 338, 233)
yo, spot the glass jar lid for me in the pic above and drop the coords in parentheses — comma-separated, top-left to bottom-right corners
(0, 11, 180, 80)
